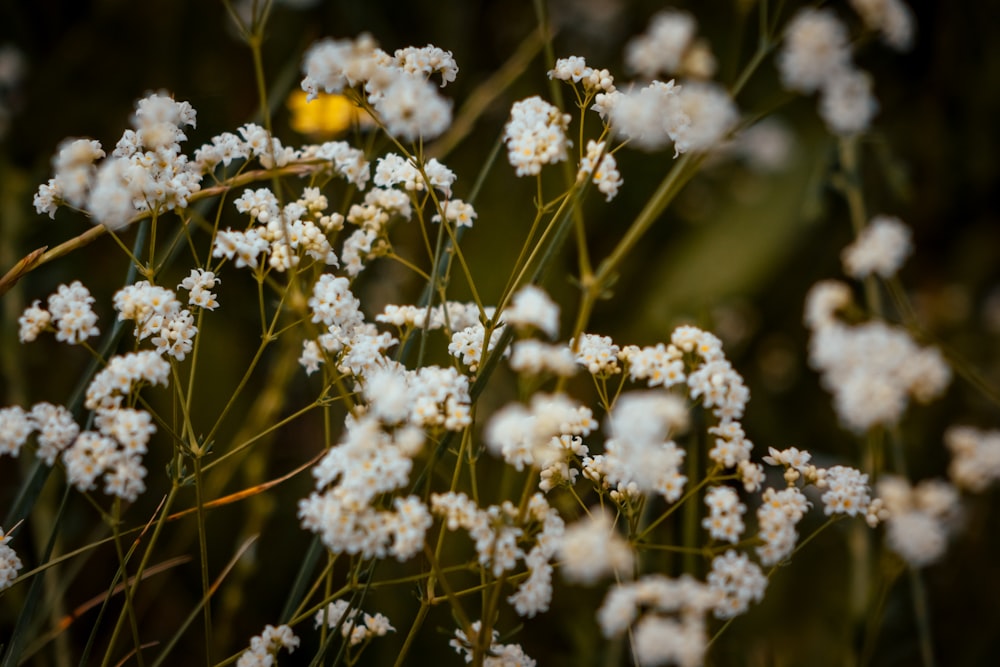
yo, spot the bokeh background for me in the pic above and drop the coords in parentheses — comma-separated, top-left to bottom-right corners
(2, 1, 999, 665)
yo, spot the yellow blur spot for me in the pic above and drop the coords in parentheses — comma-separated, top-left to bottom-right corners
(287, 90, 375, 138)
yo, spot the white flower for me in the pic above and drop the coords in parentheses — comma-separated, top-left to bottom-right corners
(0, 526, 23, 591)
(819, 68, 879, 137)
(850, 0, 915, 51)
(0, 406, 31, 458)
(877, 476, 960, 568)
(504, 285, 560, 339)
(841, 215, 912, 278)
(707, 550, 767, 619)
(624, 9, 697, 78)
(578, 140, 624, 202)
(504, 96, 572, 176)
(777, 8, 852, 93)
(945, 425, 1000, 493)
(374, 74, 452, 142)
(557, 510, 634, 584)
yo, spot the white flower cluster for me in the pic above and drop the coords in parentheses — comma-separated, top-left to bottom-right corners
(315, 599, 395, 646)
(702, 486, 746, 544)
(777, 7, 883, 136)
(235, 624, 299, 667)
(672, 325, 750, 422)
(34, 93, 202, 229)
(755, 486, 810, 566)
(214, 186, 340, 273)
(841, 215, 913, 279)
(432, 492, 564, 617)
(708, 422, 760, 489)
(605, 79, 738, 155)
(572, 325, 757, 500)
(547, 56, 616, 95)
(624, 9, 716, 80)
(707, 550, 767, 620)
(598, 391, 689, 500)
(448, 323, 504, 372)
(298, 413, 432, 561)
(598, 575, 718, 667)
(577, 140, 624, 202)
(508, 339, 577, 377)
(555, 509, 633, 584)
(301, 35, 454, 141)
(503, 285, 560, 339)
(376, 300, 483, 331)
(849, 0, 916, 51)
(945, 425, 1000, 493)
(573, 333, 621, 376)
(114, 281, 199, 361)
(503, 96, 572, 177)
(300, 274, 392, 376)
(0, 526, 23, 591)
(878, 476, 961, 568)
(484, 393, 597, 472)
(805, 280, 951, 432)
(1, 395, 158, 502)
(178, 268, 220, 310)
(17, 280, 99, 345)
(450, 620, 535, 666)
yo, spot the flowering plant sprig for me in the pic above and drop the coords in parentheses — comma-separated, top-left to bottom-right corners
(1, 2, 996, 667)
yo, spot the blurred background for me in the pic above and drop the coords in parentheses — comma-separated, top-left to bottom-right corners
(1, 1, 999, 665)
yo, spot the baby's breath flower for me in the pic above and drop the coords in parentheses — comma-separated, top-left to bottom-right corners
(18, 300, 51, 343)
(819, 465, 872, 517)
(391, 45, 458, 86)
(578, 140, 624, 202)
(756, 486, 809, 565)
(431, 198, 477, 227)
(707, 550, 767, 619)
(0, 406, 31, 458)
(621, 342, 685, 388)
(301, 34, 381, 99)
(573, 332, 621, 376)
(945, 425, 1000, 492)
(485, 393, 596, 472)
(450, 621, 535, 666)
(47, 281, 100, 345)
(236, 624, 299, 667)
(849, 0, 915, 51)
(178, 268, 220, 310)
(508, 545, 554, 617)
(84, 351, 170, 412)
(557, 509, 634, 584)
(29, 402, 79, 464)
(777, 8, 852, 94)
(598, 574, 717, 667)
(509, 340, 578, 377)
(819, 68, 879, 137)
(702, 486, 746, 544)
(667, 81, 739, 154)
(504, 285, 560, 339)
(0, 526, 23, 591)
(548, 56, 591, 82)
(608, 81, 678, 151)
(503, 96, 572, 177)
(624, 9, 697, 78)
(877, 476, 961, 568)
(374, 74, 452, 142)
(707, 421, 753, 468)
(449, 323, 503, 372)
(841, 215, 913, 279)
